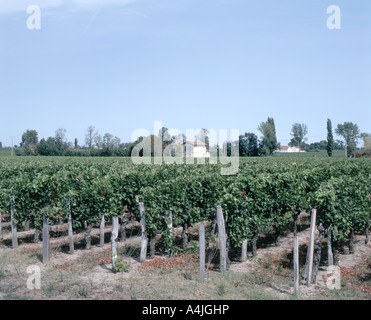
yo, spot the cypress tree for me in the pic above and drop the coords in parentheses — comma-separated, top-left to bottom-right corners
(258, 117, 278, 156)
(327, 119, 333, 157)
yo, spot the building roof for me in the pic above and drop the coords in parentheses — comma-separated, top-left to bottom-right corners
(183, 141, 207, 146)
(170, 141, 207, 147)
(279, 146, 300, 149)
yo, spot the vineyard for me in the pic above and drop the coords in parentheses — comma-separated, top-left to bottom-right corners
(0, 156, 370, 299)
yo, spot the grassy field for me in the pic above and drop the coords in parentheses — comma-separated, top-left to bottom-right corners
(273, 150, 345, 158)
(0, 148, 11, 157)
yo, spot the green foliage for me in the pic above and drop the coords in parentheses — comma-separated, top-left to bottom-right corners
(78, 285, 89, 297)
(170, 240, 199, 256)
(315, 174, 370, 242)
(113, 257, 131, 273)
(362, 135, 371, 155)
(0, 157, 369, 255)
(20, 130, 38, 146)
(258, 117, 278, 156)
(335, 122, 361, 155)
(239, 133, 259, 157)
(289, 123, 308, 149)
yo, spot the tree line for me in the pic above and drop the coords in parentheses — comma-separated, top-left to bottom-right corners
(12, 126, 133, 157)
(2, 118, 370, 157)
(208, 118, 369, 157)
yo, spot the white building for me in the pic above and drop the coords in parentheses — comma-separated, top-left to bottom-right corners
(169, 141, 210, 158)
(275, 146, 306, 153)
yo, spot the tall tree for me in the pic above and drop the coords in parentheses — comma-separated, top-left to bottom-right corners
(335, 122, 361, 157)
(361, 133, 371, 155)
(101, 133, 121, 154)
(55, 128, 66, 144)
(326, 119, 334, 157)
(239, 132, 259, 157)
(196, 128, 210, 151)
(289, 123, 308, 149)
(258, 117, 278, 156)
(131, 135, 164, 157)
(20, 129, 39, 155)
(55, 128, 68, 155)
(21, 129, 38, 146)
(85, 126, 98, 151)
(158, 127, 172, 147)
(111, 136, 121, 151)
(172, 133, 186, 144)
(94, 134, 103, 149)
(102, 133, 114, 150)
(38, 137, 60, 156)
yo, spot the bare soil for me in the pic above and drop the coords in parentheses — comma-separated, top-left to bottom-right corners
(0, 218, 370, 300)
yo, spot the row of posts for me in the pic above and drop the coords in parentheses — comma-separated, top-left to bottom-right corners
(2, 198, 336, 292)
(198, 207, 321, 290)
(294, 209, 336, 294)
(138, 203, 227, 283)
(3, 197, 115, 265)
(4, 198, 227, 276)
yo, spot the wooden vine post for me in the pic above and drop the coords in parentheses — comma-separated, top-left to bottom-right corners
(182, 223, 188, 249)
(10, 196, 18, 249)
(42, 203, 50, 263)
(348, 229, 355, 254)
(100, 215, 105, 247)
(311, 223, 325, 284)
(0, 210, 2, 240)
(251, 229, 259, 257)
(199, 221, 206, 282)
(207, 217, 217, 270)
(293, 212, 299, 295)
(327, 225, 334, 266)
(120, 210, 129, 242)
(84, 221, 92, 250)
(66, 198, 74, 254)
(34, 229, 40, 243)
(139, 202, 148, 263)
(241, 239, 248, 262)
(168, 211, 173, 248)
(111, 216, 119, 271)
(168, 212, 173, 232)
(216, 205, 227, 272)
(0, 186, 2, 240)
(305, 209, 317, 286)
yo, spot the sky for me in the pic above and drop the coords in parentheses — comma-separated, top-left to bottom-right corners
(0, 0, 370, 147)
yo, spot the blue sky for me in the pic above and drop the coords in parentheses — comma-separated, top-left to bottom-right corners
(0, 0, 370, 147)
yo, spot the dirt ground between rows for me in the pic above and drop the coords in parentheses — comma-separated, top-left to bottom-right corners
(0, 219, 370, 300)
(229, 228, 371, 298)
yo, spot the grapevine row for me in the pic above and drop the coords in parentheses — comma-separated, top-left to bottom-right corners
(0, 157, 370, 257)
